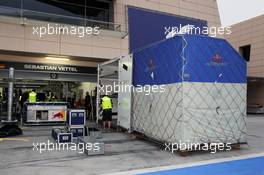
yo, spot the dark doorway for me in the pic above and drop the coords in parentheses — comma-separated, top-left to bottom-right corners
(239, 45, 251, 62)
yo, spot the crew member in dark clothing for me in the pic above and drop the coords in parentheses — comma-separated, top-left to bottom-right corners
(85, 92, 91, 119)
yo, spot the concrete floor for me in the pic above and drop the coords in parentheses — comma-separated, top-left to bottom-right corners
(0, 115, 264, 175)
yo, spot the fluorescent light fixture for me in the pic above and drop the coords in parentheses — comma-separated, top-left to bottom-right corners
(45, 56, 70, 61)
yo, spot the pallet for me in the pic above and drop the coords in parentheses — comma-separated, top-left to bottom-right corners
(230, 143, 241, 149)
(128, 131, 247, 156)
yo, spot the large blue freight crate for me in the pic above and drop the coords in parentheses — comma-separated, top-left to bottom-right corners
(131, 35, 247, 148)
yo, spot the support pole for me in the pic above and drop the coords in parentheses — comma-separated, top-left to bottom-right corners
(0, 67, 22, 137)
(7, 67, 14, 122)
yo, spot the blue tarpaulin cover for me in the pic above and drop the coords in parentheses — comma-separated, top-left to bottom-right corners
(133, 35, 246, 86)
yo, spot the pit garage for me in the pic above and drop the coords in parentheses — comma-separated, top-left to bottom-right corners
(0, 60, 98, 124)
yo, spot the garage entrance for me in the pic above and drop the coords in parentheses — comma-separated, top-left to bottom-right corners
(0, 62, 98, 123)
(247, 77, 264, 114)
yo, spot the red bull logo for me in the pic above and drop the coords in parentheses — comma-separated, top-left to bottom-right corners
(206, 53, 226, 67)
(53, 112, 64, 119)
(146, 59, 156, 80)
(212, 53, 222, 63)
(148, 59, 156, 70)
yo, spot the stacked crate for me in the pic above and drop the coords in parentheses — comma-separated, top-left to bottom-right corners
(52, 127, 73, 143)
(67, 109, 86, 138)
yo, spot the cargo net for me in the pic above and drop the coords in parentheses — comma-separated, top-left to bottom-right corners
(132, 36, 247, 147)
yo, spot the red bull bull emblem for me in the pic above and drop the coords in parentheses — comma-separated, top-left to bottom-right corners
(206, 53, 226, 67)
(212, 53, 222, 63)
(53, 112, 64, 119)
(148, 59, 156, 70)
(147, 59, 156, 80)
